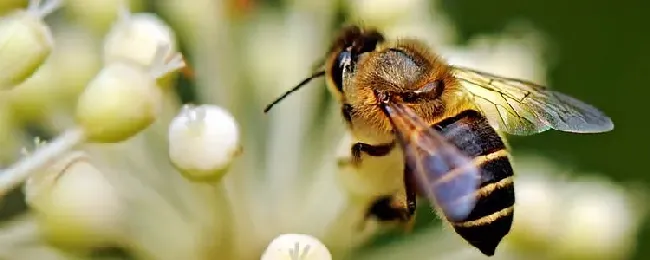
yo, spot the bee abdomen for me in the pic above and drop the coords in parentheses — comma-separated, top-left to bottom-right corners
(434, 110, 515, 256)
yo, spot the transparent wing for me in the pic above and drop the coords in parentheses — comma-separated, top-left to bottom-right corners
(381, 102, 480, 221)
(451, 65, 614, 136)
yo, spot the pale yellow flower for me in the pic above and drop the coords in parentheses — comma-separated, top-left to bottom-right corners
(0, 1, 642, 260)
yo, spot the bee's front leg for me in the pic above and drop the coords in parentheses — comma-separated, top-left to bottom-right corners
(337, 141, 394, 168)
(350, 142, 394, 167)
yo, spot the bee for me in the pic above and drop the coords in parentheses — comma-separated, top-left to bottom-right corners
(264, 26, 614, 256)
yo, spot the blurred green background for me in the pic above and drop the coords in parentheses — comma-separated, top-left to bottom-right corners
(0, 0, 648, 259)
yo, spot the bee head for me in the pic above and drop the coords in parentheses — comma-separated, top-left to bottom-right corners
(263, 26, 384, 113)
(324, 26, 385, 99)
(345, 40, 466, 136)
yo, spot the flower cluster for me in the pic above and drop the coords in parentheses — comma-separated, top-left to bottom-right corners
(0, 0, 643, 260)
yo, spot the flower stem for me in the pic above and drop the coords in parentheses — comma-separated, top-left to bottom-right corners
(0, 127, 86, 196)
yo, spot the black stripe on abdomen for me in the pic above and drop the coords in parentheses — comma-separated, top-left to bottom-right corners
(434, 110, 515, 256)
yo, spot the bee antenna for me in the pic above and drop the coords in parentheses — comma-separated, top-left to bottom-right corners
(263, 70, 326, 113)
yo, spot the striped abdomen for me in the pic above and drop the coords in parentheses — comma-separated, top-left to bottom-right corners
(434, 110, 515, 256)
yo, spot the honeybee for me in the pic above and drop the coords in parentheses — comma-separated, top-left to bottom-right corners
(264, 26, 614, 256)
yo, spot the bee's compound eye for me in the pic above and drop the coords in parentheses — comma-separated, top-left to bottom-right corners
(331, 51, 352, 92)
(402, 92, 418, 103)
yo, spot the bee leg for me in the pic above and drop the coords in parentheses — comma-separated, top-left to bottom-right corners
(362, 194, 419, 234)
(403, 214, 416, 233)
(365, 195, 411, 222)
(341, 103, 354, 124)
(350, 142, 395, 167)
(404, 164, 418, 215)
(402, 164, 418, 233)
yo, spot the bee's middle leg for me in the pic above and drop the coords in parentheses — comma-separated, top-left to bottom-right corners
(337, 141, 416, 229)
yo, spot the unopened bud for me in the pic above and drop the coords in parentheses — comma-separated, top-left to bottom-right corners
(555, 180, 640, 260)
(261, 234, 332, 260)
(508, 173, 560, 249)
(63, 0, 145, 32)
(0, 0, 61, 90)
(349, 0, 422, 25)
(26, 151, 123, 250)
(168, 104, 241, 182)
(103, 9, 177, 68)
(75, 44, 184, 143)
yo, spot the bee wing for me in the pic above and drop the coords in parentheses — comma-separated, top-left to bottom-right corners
(381, 102, 480, 221)
(450, 66, 614, 136)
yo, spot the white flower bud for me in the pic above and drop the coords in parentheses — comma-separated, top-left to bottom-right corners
(261, 234, 332, 260)
(555, 179, 642, 259)
(349, 0, 423, 25)
(8, 26, 101, 122)
(26, 151, 124, 250)
(103, 8, 177, 68)
(76, 44, 184, 143)
(509, 173, 561, 248)
(23, 144, 75, 209)
(63, 0, 145, 32)
(168, 104, 241, 182)
(0, 0, 61, 90)
(76, 62, 161, 143)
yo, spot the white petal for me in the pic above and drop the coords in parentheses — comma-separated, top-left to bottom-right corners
(261, 234, 332, 260)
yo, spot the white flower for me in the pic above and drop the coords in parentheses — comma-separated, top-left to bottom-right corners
(261, 234, 332, 260)
(441, 28, 547, 84)
(349, 155, 647, 260)
(0, 0, 61, 90)
(76, 44, 184, 143)
(103, 9, 178, 68)
(348, 0, 423, 24)
(508, 169, 562, 246)
(25, 150, 124, 250)
(7, 25, 102, 123)
(347, 0, 458, 47)
(62, 0, 145, 32)
(0, 1, 643, 260)
(554, 177, 645, 259)
(168, 104, 241, 182)
(507, 155, 646, 260)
